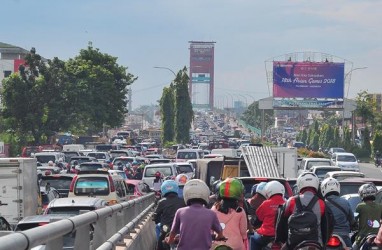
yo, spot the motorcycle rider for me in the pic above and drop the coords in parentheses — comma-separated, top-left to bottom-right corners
(375, 150, 381, 166)
(250, 180, 285, 250)
(175, 174, 189, 198)
(353, 183, 382, 250)
(275, 172, 332, 249)
(153, 171, 163, 192)
(321, 177, 355, 248)
(165, 179, 225, 250)
(247, 182, 267, 229)
(153, 180, 185, 250)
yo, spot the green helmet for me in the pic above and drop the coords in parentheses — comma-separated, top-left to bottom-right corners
(219, 178, 244, 200)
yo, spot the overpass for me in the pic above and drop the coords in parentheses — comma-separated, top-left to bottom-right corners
(0, 193, 157, 250)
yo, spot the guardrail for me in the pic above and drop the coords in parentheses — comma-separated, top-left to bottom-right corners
(0, 193, 156, 250)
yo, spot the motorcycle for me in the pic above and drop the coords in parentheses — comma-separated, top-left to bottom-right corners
(358, 233, 380, 250)
(293, 240, 323, 250)
(375, 157, 382, 168)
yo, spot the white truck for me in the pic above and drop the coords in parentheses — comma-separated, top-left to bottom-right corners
(0, 158, 40, 226)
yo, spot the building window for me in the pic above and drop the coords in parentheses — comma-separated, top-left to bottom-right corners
(3, 71, 12, 78)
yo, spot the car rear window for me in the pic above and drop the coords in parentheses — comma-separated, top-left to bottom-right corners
(337, 155, 356, 162)
(79, 164, 104, 171)
(315, 168, 340, 179)
(47, 206, 96, 215)
(40, 178, 72, 190)
(177, 165, 193, 174)
(36, 155, 56, 163)
(74, 177, 109, 196)
(307, 161, 330, 169)
(144, 167, 173, 177)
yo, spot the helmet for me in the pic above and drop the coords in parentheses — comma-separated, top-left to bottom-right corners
(219, 178, 244, 200)
(320, 177, 340, 197)
(251, 182, 267, 197)
(265, 181, 285, 199)
(358, 183, 377, 200)
(48, 161, 54, 166)
(211, 180, 222, 194)
(183, 179, 210, 205)
(155, 171, 161, 178)
(297, 172, 320, 192)
(160, 180, 179, 197)
(132, 161, 139, 165)
(175, 174, 189, 186)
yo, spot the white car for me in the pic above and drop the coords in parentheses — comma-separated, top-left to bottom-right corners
(331, 152, 360, 172)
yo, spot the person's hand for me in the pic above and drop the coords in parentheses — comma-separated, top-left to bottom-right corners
(164, 237, 170, 243)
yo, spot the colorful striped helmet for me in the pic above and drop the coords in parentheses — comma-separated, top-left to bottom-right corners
(219, 178, 244, 200)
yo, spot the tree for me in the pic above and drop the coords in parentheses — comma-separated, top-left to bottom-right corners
(160, 85, 175, 144)
(241, 101, 273, 131)
(363, 127, 372, 157)
(372, 131, 382, 154)
(355, 91, 375, 126)
(174, 67, 193, 144)
(66, 44, 136, 134)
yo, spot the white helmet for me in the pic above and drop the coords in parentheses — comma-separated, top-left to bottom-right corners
(358, 183, 377, 200)
(175, 174, 189, 186)
(321, 178, 340, 197)
(265, 180, 285, 199)
(297, 172, 319, 192)
(183, 179, 210, 205)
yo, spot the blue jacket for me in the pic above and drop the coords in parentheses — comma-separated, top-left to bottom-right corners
(325, 194, 354, 235)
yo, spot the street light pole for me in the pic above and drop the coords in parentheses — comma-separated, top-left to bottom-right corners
(153, 66, 177, 77)
(345, 67, 367, 98)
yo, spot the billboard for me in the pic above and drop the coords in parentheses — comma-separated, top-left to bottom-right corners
(273, 61, 345, 109)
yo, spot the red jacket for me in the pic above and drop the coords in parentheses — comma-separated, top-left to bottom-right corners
(256, 194, 285, 236)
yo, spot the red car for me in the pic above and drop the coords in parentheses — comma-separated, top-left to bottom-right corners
(125, 180, 151, 200)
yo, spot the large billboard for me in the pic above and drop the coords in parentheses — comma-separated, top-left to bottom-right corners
(189, 41, 215, 109)
(273, 61, 345, 109)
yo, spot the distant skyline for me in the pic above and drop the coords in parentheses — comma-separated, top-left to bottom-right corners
(1, 0, 381, 109)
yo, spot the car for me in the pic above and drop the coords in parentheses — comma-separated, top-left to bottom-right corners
(109, 149, 133, 159)
(69, 156, 98, 166)
(176, 149, 204, 162)
(86, 151, 112, 163)
(236, 177, 294, 199)
(108, 169, 128, 180)
(338, 178, 382, 196)
(68, 170, 129, 205)
(309, 166, 342, 180)
(148, 158, 172, 164)
(341, 193, 361, 214)
(125, 179, 151, 200)
(331, 152, 360, 172)
(44, 197, 107, 215)
(142, 163, 179, 189)
(39, 174, 75, 198)
(328, 147, 346, 157)
(297, 157, 332, 176)
(324, 171, 365, 181)
(33, 151, 67, 167)
(112, 156, 141, 169)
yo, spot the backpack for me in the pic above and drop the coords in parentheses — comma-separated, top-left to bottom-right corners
(287, 195, 319, 247)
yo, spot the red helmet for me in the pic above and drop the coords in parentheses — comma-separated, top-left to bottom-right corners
(155, 171, 161, 177)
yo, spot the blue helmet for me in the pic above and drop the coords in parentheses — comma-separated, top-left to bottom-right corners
(161, 180, 179, 197)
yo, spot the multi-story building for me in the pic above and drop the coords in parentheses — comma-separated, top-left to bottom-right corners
(0, 42, 28, 84)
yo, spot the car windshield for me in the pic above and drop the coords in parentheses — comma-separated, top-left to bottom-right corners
(74, 177, 109, 196)
(337, 155, 356, 162)
(36, 155, 56, 163)
(176, 165, 193, 174)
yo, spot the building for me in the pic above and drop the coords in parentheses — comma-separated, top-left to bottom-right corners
(369, 93, 382, 112)
(0, 42, 29, 83)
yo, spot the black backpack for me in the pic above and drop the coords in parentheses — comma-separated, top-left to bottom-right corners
(287, 195, 319, 247)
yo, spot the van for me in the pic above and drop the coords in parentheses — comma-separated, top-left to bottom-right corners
(176, 149, 204, 162)
(68, 171, 128, 205)
(142, 163, 179, 189)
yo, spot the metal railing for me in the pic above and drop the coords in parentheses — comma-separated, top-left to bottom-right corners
(0, 193, 156, 250)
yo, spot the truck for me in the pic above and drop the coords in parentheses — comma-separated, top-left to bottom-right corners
(0, 158, 40, 226)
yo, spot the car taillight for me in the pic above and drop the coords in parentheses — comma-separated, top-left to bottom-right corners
(327, 236, 341, 247)
(108, 175, 115, 192)
(69, 175, 78, 192)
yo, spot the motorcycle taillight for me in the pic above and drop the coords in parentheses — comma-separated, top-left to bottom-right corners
(327, 236, 341, 247)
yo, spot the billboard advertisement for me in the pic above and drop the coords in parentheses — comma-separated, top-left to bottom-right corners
(273, 61, 345, 99)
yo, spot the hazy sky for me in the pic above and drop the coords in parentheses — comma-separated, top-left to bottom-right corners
(2, 0, 381, 109)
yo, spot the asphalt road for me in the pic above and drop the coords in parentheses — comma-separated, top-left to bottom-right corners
(359, 162, 382, 179)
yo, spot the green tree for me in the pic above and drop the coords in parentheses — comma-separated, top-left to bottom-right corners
(372, 131, 382, 154)
(355, 91, 375, 126)
(363, 127, 372, 157)
(66, 44, 136, 134)
(241, 101, 273, 131)
(174, 67, 193, 144)
(160, 85, 175, 144)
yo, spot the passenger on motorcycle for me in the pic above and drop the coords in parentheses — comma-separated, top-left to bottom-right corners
(175, 174, 189, 198)
(250, 181, 285, 250)
(352, 183, 382, 250)
(247, 182, 267, 229)
(321, 177, 355, 248)
(153, 180, 185, 250)
(153, 171, 164, 192)
(165, 179, 225, 250)
(211, 178, 248, 250)
(275, 172, 332, 250)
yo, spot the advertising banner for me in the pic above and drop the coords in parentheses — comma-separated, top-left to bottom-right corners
(273, 61, 345, 99)
(273, 98, 344, 109)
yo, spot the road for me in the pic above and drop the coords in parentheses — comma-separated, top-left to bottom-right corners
(359, 162, 382, 179)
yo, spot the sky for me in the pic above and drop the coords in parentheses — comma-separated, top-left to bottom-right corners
(1, 0, 381, 110)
